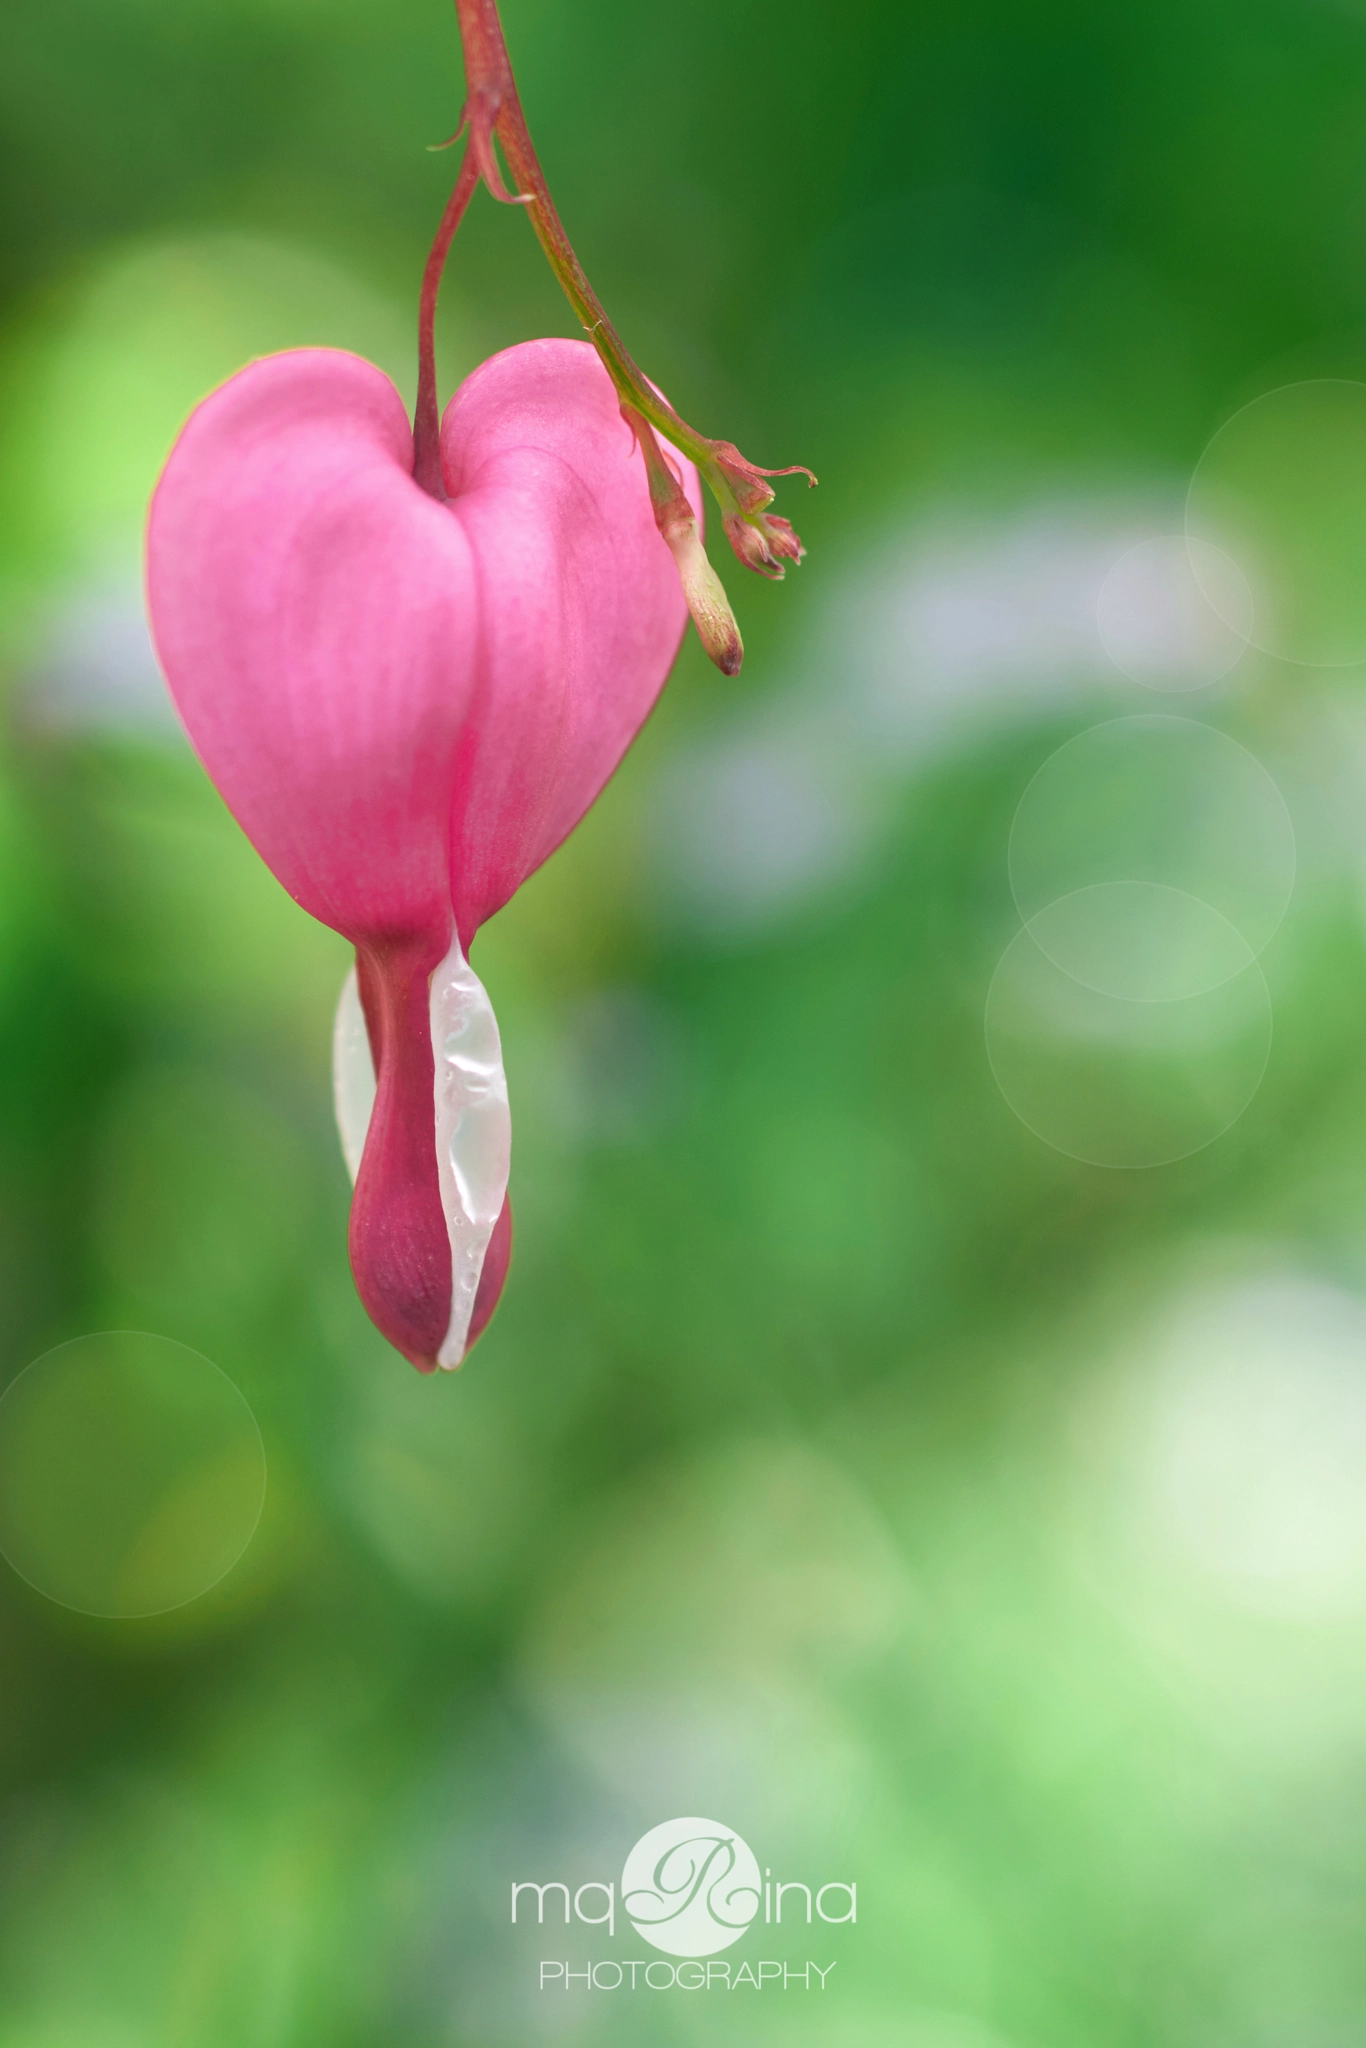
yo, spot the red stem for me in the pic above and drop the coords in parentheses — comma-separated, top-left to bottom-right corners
(413, 144, 480, 501)
(443, 0, 810, 669)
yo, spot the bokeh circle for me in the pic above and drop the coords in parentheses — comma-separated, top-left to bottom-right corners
(1009, 716, 1295, 996)
(1187, 379, 1366, 666)
(1022, 882, 1257, 1002)
(0, 1332, 266, 1617)
(985, 917, 1273, 1168)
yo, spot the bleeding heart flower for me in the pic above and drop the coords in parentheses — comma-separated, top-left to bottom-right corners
(147, 338, 696, 1370)
(145, 0, 811, 1378)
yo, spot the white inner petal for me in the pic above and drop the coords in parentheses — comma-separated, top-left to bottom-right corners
(330, 940, 512, 1369)
(430, 931, 511, 1367)
(332, 965, 376, 1184)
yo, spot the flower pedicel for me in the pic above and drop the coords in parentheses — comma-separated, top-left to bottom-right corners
(145, 0, 813, 1372)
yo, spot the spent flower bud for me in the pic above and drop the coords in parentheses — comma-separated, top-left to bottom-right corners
(625, 407, 742, 674)
(700, 440, 817, 579)
(723, 508, 806, 579)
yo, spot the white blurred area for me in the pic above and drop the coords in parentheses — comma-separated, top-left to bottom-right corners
(1053, 1262, 1366, 1780)
(650, 501, 1259, 936)
(1096, 535, 1253, 691)
(1072, 1264, 1366, 1665)
(1100, 1271, 1366, 1620)
(18, 569, 179, 737)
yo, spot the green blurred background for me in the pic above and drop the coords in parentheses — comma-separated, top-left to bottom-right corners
(4, 0, 1366, 2040)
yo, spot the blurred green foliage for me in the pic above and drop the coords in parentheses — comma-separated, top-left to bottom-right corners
(3, 1, 1366, 2044)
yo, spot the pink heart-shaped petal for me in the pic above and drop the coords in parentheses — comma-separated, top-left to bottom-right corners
(147, 338, 693, 1367)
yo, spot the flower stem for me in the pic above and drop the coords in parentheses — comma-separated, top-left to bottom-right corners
(452, 2, 684, 439)
(413, 143, 480, 500)
(451, 1, 813, 567)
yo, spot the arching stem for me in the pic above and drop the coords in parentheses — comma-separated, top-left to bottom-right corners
(413, 143, 480, 501)
(451, 0, 814, 603)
